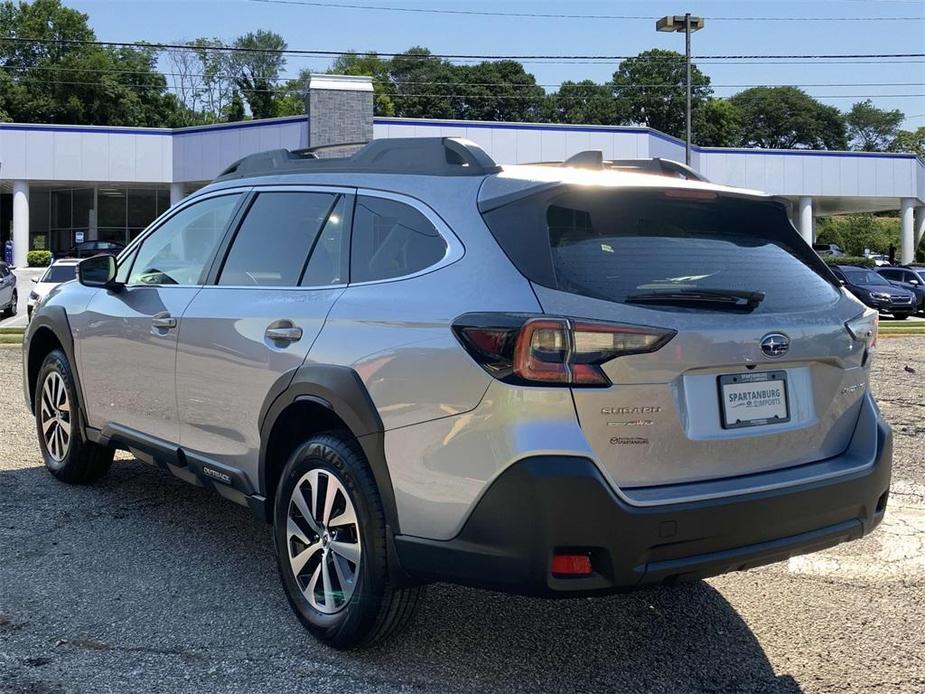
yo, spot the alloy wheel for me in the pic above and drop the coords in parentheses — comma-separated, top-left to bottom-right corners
(287, 468, 362, 615)
(40, 371, 71, 462)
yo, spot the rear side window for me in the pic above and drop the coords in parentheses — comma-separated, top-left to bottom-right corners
(482, 187, 840, 313)
(219, 192, 340, 287)
(350, 196, 447, 283)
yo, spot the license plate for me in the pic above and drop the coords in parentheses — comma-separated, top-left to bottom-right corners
(718, 371, 789, 429)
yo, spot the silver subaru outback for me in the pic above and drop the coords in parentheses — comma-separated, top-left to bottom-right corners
(23, 138, 891, 648)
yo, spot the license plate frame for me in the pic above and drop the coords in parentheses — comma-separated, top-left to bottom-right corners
(717, 371, 790, 430)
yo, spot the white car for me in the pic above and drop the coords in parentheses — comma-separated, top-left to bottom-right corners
(27, 259, 81, 320)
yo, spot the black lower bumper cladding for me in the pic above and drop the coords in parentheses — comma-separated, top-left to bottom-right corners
(394, 419, 891, 597)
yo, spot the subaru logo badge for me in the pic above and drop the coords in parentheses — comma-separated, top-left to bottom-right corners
(760, 333, 789, 358)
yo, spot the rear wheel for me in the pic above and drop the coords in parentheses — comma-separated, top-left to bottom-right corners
(273, 432, 423, 649)
(35, 350, 114, 483)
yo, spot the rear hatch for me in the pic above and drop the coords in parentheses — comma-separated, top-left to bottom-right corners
(480, 180, 872, 492)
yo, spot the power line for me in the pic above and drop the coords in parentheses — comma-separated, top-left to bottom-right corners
(242, 0, 925, 22)
(3, 65, 922, 90)
(9, 76, 924, 101)
(1, 36, 922, 62)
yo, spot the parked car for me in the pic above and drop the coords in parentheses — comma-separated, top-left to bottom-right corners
(830, 265, 917, 319)
(27, 259, 81, 320)
(59, 240, 125, 259)
(0, 261, 17, 318)
(866, 254, 890, 267)
(24, 139, 892, 648)
(812, 243, 846, 257)
(875, 266, 925, 313)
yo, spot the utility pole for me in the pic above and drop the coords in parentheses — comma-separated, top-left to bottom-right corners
(656, 14, 705, 165)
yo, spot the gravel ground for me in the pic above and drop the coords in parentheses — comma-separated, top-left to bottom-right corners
(1, 339, 924, 693)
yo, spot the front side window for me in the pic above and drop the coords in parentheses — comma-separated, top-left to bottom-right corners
(350, 196, 447, 283)
(128, 194, 241, 286)
(218, 192, 339, 287)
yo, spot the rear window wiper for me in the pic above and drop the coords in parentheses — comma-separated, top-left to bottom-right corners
(625, 288, 766, 311)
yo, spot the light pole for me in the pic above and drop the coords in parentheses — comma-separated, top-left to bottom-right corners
(656, 13, 705, 166)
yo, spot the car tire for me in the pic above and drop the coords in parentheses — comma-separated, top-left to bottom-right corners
(35, 350, 114, 484)
(273, 432, 423, 649)
(893, 313, 909, 320)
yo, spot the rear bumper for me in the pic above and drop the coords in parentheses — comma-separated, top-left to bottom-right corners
(394, 412, 891, 596)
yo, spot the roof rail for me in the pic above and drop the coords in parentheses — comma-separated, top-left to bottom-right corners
(534, 151, 708, 182)
(214, 137, 501, 182)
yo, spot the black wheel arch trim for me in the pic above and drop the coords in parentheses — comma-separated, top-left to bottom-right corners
(258, 364, 400, 532)
(24, 306, 90, 440)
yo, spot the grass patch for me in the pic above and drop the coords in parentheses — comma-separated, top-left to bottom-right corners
(0, 327, 25, 335)
(0, 334, 23, 344)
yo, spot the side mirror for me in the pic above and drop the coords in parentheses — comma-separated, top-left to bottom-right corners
(78, 254, 121, 291)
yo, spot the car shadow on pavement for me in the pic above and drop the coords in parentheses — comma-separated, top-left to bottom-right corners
(0, 459, 801, 693)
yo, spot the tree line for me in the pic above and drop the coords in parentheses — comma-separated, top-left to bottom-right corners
(1, 0, 923, 158)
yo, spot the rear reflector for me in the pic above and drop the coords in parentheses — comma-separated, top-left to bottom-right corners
(551, 554, 593, 576)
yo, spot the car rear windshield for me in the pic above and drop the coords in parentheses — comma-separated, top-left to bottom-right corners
(481, 186, 840, 313)
(43, 265, 77, 283)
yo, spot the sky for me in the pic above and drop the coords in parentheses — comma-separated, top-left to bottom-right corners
(66, 0, 925, 129)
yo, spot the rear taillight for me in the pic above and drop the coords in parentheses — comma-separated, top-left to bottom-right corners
(846, 309, 878, 365)
(453, 313, 675, 387)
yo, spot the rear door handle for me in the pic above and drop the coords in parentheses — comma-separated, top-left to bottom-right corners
(265, 321, 303, 344)
(151, 313, 177, 329)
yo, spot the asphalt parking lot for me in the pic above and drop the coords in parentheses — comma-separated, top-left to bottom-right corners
(1, 340, 924, 693)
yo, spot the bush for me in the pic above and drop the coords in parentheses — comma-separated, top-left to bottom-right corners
(26, 250, 52, 267)
(815, 214, 900, 257)
(822, 255, 874, 268)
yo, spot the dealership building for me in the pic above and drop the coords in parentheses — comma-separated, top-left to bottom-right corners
(1, 74, 924, 268)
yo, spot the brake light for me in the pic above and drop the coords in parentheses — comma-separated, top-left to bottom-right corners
(845, 309, 878, 363)
(453, 313, 675, 387)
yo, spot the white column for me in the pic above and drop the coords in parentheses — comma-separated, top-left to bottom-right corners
(900, 198, 915, 264)
(12, 180, 29, 268)
(798, 196, 814, 245)
(169, 182, 185, 207)
(914, 206, 925, 251)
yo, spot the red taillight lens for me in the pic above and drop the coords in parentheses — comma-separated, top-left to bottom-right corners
(551, 553, 593, 576)
(454, 313, 675, 387)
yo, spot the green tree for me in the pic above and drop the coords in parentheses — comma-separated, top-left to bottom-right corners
(611, 49, 711, 138)
(454, 60, 545, 122)
(0, 0, 182, 126)
(546, 80, 621, 125)
(846, 99, 904, 151)
(693, 99, 742, 147)
(230, 30, 286, 119)
(889, 127, 925, 159)
(224, 90, 246, 121)
(329, 52, 395, 116)
(730, 86, 847, 150)
(815, 214, 900, 256)
(389, 47, 459, 119)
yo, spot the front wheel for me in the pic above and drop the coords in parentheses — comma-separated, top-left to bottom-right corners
(273, 433, 423, 649)
(893, 313, 910, 320)
(35, 350, 114, 483)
